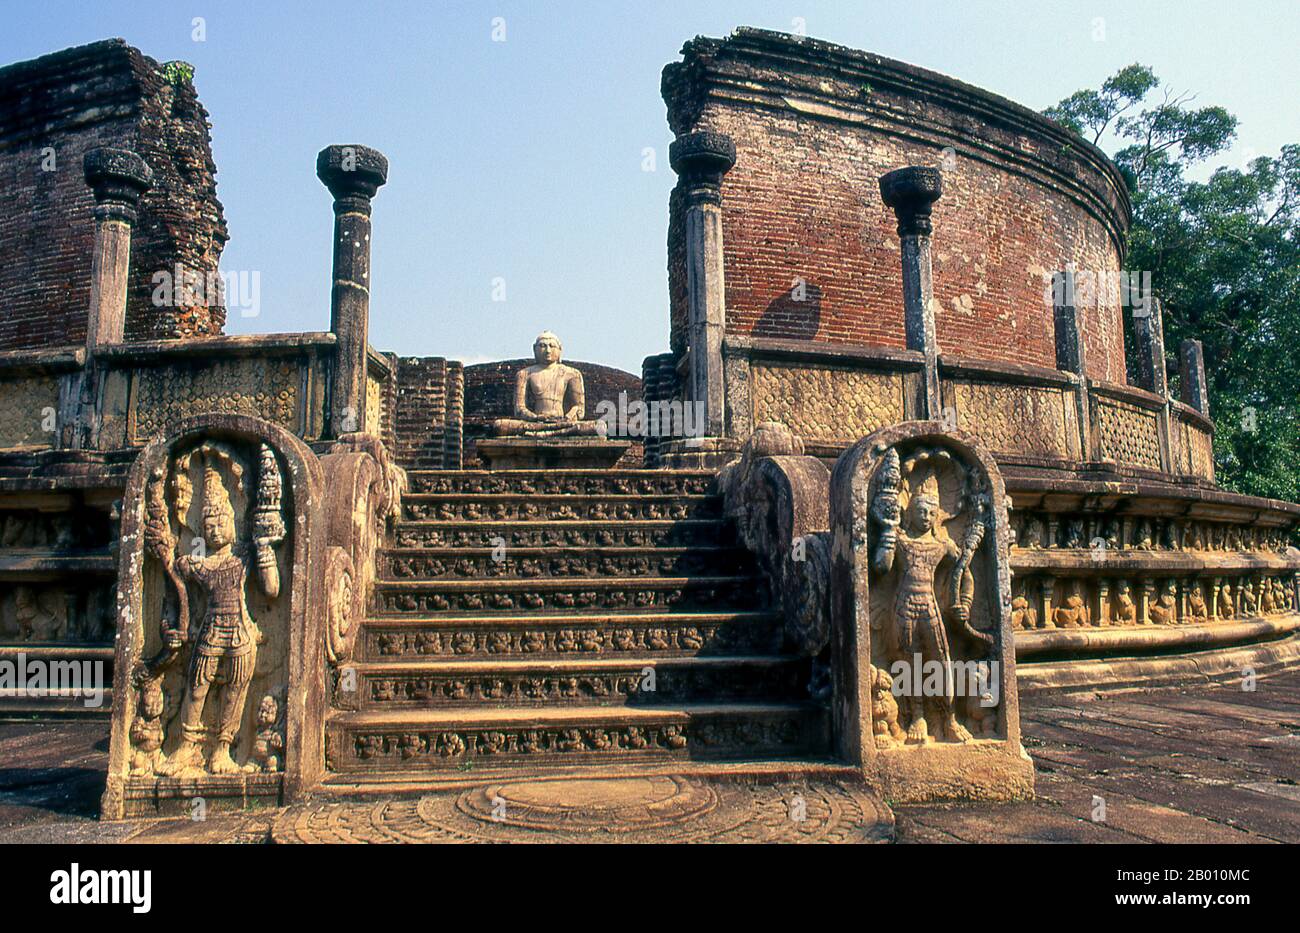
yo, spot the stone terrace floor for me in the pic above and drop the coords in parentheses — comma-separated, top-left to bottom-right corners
(1, 669, 1297, 844)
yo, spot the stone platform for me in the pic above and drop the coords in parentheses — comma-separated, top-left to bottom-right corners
(475, 437, 630, 470)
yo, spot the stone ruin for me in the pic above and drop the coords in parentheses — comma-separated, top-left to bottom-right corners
(0, 29, 1295, 824)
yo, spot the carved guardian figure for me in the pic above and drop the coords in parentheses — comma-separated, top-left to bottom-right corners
(155, 452, 284, 776)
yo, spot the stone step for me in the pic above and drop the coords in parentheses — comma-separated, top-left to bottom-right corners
(405, 469, 715, 497)
(324, 702, 829, 773)
(401, 494, 721, 523)
(393, 519, 732, 550)
(359, 611, 785, 661)
(333, 655, 809, 709)
(379, 546, 756, 581)
(372, 576, 765, 616)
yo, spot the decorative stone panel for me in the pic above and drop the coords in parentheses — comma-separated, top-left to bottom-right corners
(0, 375, 58, 449)
(951, 381, 1070, 459)
(130, 358, 301, 444)
(1094, 396, 1161, 470)
(751, 363, 904, 442)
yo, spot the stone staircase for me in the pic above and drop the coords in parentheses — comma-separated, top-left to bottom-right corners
(322, 469, 829, 785)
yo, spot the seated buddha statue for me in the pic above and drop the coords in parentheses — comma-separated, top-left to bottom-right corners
(491, 332, 606, 438)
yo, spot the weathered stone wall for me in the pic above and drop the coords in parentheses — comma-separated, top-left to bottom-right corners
(392, 357, 464, 470)
(663, 29, 1131, 385)
(0, 39, 227, 351)
(462, 359, 642, 467)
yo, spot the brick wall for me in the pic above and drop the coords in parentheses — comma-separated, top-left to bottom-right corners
(392, 357, 464, 470)
(0, 39, 227, 351)
(462, 359, 643, 467)
(663, 29, 1132, 385)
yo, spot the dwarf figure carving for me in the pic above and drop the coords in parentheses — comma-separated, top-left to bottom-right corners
(870, 666, 906, 749)
(244, 694, 285, 773)
(156, 456, 283, 776)
(1240, 579, 1258, 617)
(1216, 581, 1235, 619)
(1011, 592, 1037, 630)
(1260, 578, 1276, 614)
(964, 662, 999, 737)
(872, 460, 974, 744)
(127, 677, 166, 776)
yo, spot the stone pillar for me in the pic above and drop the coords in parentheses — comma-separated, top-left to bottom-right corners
(669, 132, 736, 439)
(1133, 297, 1173, 470)
(1180, 338, 1210, 415)
(317, 145, 389, 439)
(73, 148, 153, 449)
(1094, 579, 1110, 627)
(1132, 297, 1168, 397)
(879, 167, 942, 418)
(1052, 270, 1092, 459)
(83, 148, 153, 351)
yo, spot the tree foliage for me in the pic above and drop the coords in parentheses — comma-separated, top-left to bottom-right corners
(1046, 68, 1300, 502)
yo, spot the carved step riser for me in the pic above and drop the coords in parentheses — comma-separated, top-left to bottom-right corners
(393, 524, 732, 550)
(373, 583, 764, 616)
(335, 665, 809, 710)
(406, 474, 715, 497)
(380, 551, 755, 581)
(401, 498, 721, 523)
(325, 714, 828, 773)
(361, 618, 785, 661)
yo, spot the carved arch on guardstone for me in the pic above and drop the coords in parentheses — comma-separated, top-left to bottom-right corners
(829, 421, 1033, 802)
(102, 413, 326, 819)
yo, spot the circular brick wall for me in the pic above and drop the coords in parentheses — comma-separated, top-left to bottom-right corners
(664, 29, 1132, 384)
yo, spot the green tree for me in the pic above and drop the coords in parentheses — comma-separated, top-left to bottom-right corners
(1046, 68, 1300, 501)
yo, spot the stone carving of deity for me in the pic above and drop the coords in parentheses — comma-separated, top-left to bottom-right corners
(491, 332, 605, 437)
(146, 447, 285, 776)
(871, 453, 980, 745)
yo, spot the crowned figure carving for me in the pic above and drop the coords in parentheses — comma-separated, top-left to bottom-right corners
(491, 332, 606, 437)
(869, 446, 996, 745)
(136, 441, 286, 776)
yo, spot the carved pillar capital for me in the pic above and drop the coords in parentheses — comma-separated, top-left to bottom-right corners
(316, 144, 389, 215)
(879, 166, 943, 237)
(84, 147, 153, 224)
(669, 131, 736, 206)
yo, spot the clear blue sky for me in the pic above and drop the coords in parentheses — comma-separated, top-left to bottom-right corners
(4, 1, 1297, 373)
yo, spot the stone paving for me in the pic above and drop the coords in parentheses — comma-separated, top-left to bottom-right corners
(1, 670, 1296, 844)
